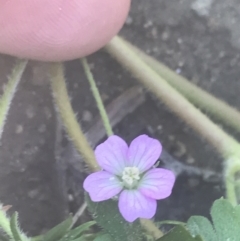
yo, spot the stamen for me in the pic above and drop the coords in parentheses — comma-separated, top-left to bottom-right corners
(122, 167, 140, 188)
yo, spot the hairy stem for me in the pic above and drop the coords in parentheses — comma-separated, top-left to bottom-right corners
(49, 62, 99, 172)
(125, 40, 240, 133)
(105, 36, 240, 160)
(0, 59, 28, 139)
(81, 58, 113, 136)
(225, 157, 240, 206)
(156, 220, 186, 227)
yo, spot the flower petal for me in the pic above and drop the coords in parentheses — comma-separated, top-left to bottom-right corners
(95, 135, 128, 175)
(139, 168, 175, 200)
(127, 135, 162, 172)
(118, 190, 157, 222)
(83, 171, 123, 202)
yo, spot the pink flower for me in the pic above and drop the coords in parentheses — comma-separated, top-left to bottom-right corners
(83, 135, 175, 222)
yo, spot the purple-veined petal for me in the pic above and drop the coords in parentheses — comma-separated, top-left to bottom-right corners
(118, 189, 157, 222)
(95, 135, 128, 175)
(83, 171, 123, 202)
(127, 135, 162, 172)
(139, 168, 175, 200)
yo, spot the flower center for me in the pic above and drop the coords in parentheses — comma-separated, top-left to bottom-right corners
(121, 167, 140, 188)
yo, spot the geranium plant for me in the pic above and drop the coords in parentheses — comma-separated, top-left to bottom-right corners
(0, 23, 240, 241)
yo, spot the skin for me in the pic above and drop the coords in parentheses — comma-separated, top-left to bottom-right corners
(0, 0, 130, 61)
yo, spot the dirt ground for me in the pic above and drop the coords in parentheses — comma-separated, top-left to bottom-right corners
(0, 0, 240, 236)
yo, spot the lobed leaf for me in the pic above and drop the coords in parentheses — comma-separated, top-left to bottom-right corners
(187, 199, 240, 241)
(10, 212, 29, 241)
(85, 194, 143, 241)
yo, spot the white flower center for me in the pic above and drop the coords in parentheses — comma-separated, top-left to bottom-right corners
(122, 167, 140, 188)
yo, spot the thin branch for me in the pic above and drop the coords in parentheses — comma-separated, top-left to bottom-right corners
(0, 59, 28, 139)
(71, 202, 88, 228)
(49, 62, 99, 172)
(81, 58, 113, 136)
(126, 40, 240, 133)
(105, 36, 240, 160)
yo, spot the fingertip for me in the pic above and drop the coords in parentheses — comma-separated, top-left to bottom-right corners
(0, 0, 131, 61)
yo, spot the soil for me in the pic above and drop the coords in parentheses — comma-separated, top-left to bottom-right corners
(0, 0, 240, 236)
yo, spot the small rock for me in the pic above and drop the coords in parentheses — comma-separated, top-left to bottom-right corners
(178, 61, 185, 67)
(15, 124, 23, 134)
(186, 155, 195, 164)
(26, 106, 35, 119)
(219, 51, 226, 58)
(176, 68, 182, 74)
(151, 27, 158, 38)
(68, 194, 74, 201)
(143, 20, 153, 29)
(161, 31, 170, 41)
(188, 178, 200, 188)
(82, 110, 93, 122)
(168, 135, 175, 142)
(157, 125, 163, 131)
(28, 189, 39, 199)
(38, 124, 46, 133)
(191, 0, 213, 17)
(89, 62, 95, 70)
(44, 107, 52, 120)
(125, 16, 133, 25)
(177, 38, 183, 44)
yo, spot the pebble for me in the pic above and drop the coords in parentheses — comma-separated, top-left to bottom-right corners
(186, 155, 195, 164)
(26, 106, 35, 119)
(82, 110, 93, 122)
(38, 124, 46, 133)
(44, 107, 52, 120)
(191, 0, 213, 17)
(125, 16, 133, 25)
(28, 189, 39, 199)
(188, 178, 200, 188)
(161, 31, 170, 41)
(15, 124, 23, 134)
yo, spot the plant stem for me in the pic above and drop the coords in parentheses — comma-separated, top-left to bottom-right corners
(156, 220, 186, 226)
(49, 62, 99, 172)
(0, 59, 28, 139)
(225, 157, 240, 206)
(140, 219, 163, 239)
(105, 36, 240, 160)
(71, 202, 88, 228)
(125, 40, 240, 133)
(81, 58, 113, 137)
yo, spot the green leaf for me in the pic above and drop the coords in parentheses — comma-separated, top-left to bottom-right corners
(157, 225, 203, 241)
(211, 199, 240, 241)
(10, 212, 29, 241)
(93, 233, 112, 241)
(85, 194, 143, 241)
(187, 199, 240, 241)
(60, 221, 96, 241)
(43, 216, 73, 241)
(187, 216, 216, 241)
(0, 206, 12, 238)
(31, 235, 43, 241)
